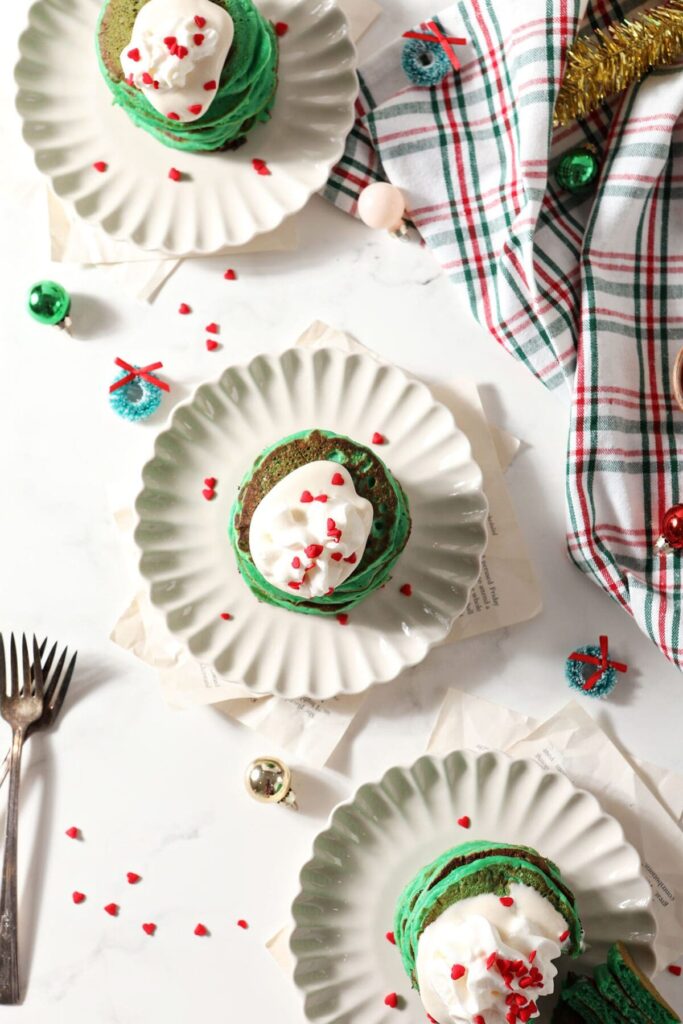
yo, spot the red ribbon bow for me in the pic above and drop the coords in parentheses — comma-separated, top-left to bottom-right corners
(403, 20, 467, 72)
(567, 635, 628, 691)
(109, 358, 170, 394)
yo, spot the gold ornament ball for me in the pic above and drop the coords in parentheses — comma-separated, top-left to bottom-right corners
(245, 756, 297, 808)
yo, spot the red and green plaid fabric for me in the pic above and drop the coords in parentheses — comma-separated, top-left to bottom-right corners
(324, 0, 683, 670)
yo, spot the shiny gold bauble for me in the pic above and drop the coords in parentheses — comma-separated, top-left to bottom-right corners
(244, 756, 297, 808)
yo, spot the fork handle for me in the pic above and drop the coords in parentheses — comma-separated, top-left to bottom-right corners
(0, 727, 25, 1004)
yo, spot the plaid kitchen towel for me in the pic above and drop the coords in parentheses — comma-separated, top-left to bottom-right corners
(324, 0, 683, 670)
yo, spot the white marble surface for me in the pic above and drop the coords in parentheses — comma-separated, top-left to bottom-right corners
(2, 0, 682, 1020)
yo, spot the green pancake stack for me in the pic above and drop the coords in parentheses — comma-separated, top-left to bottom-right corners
(229, 429, 412, 617)
(96, 0, 278, 151)
(555, 943, 681, 1024)
(394, 840, 583, 989)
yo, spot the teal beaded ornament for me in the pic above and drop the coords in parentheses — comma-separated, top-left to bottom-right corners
(27, 280, 72, 331)
(555, 146, 600, 194)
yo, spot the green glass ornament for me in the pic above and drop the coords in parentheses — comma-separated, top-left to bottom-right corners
(555, 146, 600, 194)
(27, 280, 71, 328)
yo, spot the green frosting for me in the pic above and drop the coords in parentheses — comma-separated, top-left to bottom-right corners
(607, 943, 680, 1024)
(96, 0, 278, 152)
(561, 977, 624, 1024)
(394, 840, 584, 988)
(593, 964, 643, 1024)
(229, 429, 412, 617)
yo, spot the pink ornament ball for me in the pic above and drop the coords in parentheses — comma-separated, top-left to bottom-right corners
(357, 183, 406, 231)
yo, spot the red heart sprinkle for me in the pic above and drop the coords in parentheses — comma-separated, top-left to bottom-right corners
(237, 919, 248, 929)
(326, 587, 334, 596)
(275, 21, 289, 35)
(399, 583, 412, 597)
(314, 494, 328, 503)
(206, 322, 219, 334)
(327, 518, 336, 531)
(559, 929, 570, 942)
(252, 158, 271, 175)
(142, 71, 153, 84)
(178, 302, 191, 314)
(104, 903, 119, 916)
(386, 931, 396, 944)
(188, 103, 203, 114)
(176, 45, 189, 58)
(331, 552, 343, 562)
(169, 42, 178, 55)
(127, 872, 141, 884)
(336, 613, 349, 626)
(473, 1017, 486, 1024)
(499, 897, 514, 907)
(168, 112, 181, 121)
(193, 33, 204, 45)
(93, 161, 107, 173)
(288, 581, 301, 590)
(220, 612, 232, 620)
(72, 891, 86, 904)
(163, 36, 177, 48)
(127, 47, 141, 60)
(451, 964, 466, 980)
(194, 923, 208, 936)
(668, 965, 682, 976)
(457, 815, 470, 828)
(126, 73, 135, 86)
(428, 1017, 438, 1023)
(142, 922, 156, 935)
(344, 553, 357, 564)
(305, 544, 323, 559)
(331, 472, 344, 485)
(194, 14, 206, 26)
(168, 166, 182, 180)
(528, 950, 537, 963)
(206, 340, 220, 351)
(292, 557, 301, 569)
(203, 79, 217, 90)
(300, 491, 314, 503)
(202, 488, 215, 500)
(65, 826, 80, 839)
(204, 477, 217, 488)
(371, 431, 385, 445)
(224, 268, 237, 280)
(384, 993, 398, 1009)
(486, 952, 497, 970)
(153, 80, 159, 88)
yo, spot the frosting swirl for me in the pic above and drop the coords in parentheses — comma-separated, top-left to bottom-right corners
(248, 461, 373, 599)
(119, 0, 234, 123)
(415, 886, 568, 1024)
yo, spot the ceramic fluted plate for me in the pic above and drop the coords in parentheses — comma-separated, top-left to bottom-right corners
(134, 347, 489, 699)
(15, 0, 357, 254)
(290, 750, 657, 1024)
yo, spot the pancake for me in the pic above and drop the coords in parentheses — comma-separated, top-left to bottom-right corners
(394, 840, 583, 988)
(229, 429, 411, 616)
(96, 0, 278, 151)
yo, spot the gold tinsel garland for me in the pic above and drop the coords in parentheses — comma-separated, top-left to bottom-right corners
(553, 0, 683, 126)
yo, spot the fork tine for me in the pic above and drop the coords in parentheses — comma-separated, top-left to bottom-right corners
(21, 636, 31, 698)
(48, 651, 77, 721)
(32, 637, 44, 701)
(9, 636, 18, 699)
(41, 643, 60, 708)
(0, 636, 5, 699)
(47, 647, 68, 698)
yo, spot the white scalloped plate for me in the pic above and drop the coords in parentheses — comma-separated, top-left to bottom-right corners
(15, 0, 357, 255)
(134, 348, 489, 698)
(290, 750, 657, 1024)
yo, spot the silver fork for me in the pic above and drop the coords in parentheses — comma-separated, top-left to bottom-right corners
(0, 640, 77, 790)
(0, 635, 44, 1005)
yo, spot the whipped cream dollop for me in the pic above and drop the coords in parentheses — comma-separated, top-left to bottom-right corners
(415, 885, 569, 1024)
(248, 461, 373, 599)
(119, 0, 234, 123)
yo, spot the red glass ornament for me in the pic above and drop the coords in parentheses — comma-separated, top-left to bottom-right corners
(656, 504, 683, 553)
